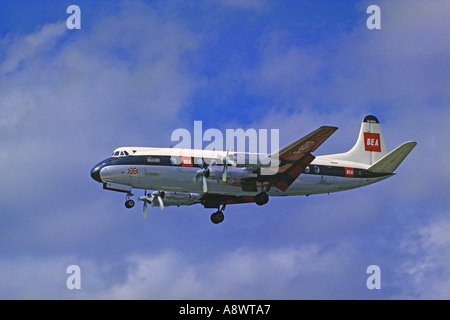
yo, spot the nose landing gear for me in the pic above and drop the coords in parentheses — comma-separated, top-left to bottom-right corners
(125, 192, 135, 208)
(125, 199, 135, 208)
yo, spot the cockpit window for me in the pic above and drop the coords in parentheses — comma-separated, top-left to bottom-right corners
(112, 150, 129, 157)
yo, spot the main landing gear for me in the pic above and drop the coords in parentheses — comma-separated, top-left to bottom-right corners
(211, 203, 226, 224)
(254, 191, 269, 206)
(255, 182, 270, 206)
(211, 210, 225, 224)
(209, 191, 269, 224)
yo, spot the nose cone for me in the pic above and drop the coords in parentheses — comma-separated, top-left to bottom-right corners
(90, 165, 103, 183)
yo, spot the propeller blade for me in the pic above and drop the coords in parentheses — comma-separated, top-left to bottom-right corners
(225, 152, 236, 167)
(222, 162, 228, 182)
(221, 151, 237, 183)
(202, 175, 208, 194)
(228, 158, 236, 167)
(150, 195, 155, 208)
(139, 193, 152, 218)
(157, 196, 164, 210)
(194, 170, 202, 183)
(143, 200, 148, 218)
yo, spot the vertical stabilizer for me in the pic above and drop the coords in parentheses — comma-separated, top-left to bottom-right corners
(328, 115, 388, 166)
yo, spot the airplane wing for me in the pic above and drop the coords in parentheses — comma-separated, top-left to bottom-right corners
(259, 126, 338, 192)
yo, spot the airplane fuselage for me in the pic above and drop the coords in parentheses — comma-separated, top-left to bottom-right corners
(91, 148, 392, 197)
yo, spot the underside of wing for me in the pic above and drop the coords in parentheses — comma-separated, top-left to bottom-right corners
(201, 193, 256, 208)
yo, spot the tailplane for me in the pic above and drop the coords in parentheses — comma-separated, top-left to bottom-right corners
(367, 141, 417, 173)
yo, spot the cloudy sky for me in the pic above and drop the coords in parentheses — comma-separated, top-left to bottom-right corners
(0, 0, 449, 299)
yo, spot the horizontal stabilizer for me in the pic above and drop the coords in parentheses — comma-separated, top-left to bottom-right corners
(367, 141, 417, 173)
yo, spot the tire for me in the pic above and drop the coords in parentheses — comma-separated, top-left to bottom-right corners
(210, 211, 225, 224)
(125, 199, 135, 209)
(255, 192, 269, 206)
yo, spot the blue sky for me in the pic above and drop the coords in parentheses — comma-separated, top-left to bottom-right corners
(0, 0, 449, 299)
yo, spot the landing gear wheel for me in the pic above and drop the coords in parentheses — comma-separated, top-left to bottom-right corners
(210, 210, 225, 224)
(125, 199, 135, 208)
(255, 192, 269, 206)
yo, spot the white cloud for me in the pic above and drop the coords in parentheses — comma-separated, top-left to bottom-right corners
(0, 4, 199, 137)
(0, 22, 66, 74)
(0, 4, 202, 205)
(4, 219, 450, 300)
(394, 214, 450, 299)
(0, 22, 66, 129)
(239, 0, 450, 116)
(0, 243, 362, 299)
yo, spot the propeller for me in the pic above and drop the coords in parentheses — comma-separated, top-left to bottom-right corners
(139, 191, 165, 218)
(194, 158, 209, 194)
(222, 151, 236, 182)
(151, 191, 165, 210)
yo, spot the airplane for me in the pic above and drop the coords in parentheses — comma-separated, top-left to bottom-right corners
(90, 115, 416, 224)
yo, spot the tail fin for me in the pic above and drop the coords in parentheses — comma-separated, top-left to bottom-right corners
(330, 115, 388, 166)
(367, 141, 417, 173)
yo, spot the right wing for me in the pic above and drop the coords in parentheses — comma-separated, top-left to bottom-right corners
(259, 126, 338, 191)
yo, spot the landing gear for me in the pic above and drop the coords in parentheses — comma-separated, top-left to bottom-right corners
(255, 191, 269, 206)
(210, 210, 225, 224)
(210, 203, 226, 224)
(125, 192, 135, 208)
(125, 199, 135, 208)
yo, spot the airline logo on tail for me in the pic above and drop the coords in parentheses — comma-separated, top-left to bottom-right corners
(364, 132, 381, 152)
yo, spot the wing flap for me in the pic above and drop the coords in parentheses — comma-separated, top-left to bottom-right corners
(271, 153, 315, 191)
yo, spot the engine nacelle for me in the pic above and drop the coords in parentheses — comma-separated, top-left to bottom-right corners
(162, 191, 203, 207)
(207, 165, 256, 182)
